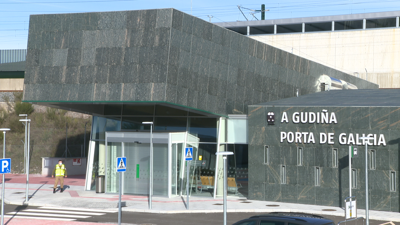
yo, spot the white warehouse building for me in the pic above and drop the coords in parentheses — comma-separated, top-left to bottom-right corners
(216, 10, 400, 88)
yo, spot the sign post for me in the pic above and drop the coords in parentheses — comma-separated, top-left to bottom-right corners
(348, 146, 357, 198)
(117, 157, 126, 225)
(0, 128, 10, 225)
(215, 151, 234, 225)
(185, 147, 193, 210)
(19, 118, 31, 204)
(360, 136, 374, 225)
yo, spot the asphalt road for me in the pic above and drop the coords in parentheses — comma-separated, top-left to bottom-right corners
(2, 204, 397, 225)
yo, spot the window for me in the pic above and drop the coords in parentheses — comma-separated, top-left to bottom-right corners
(260, 221, 285, 225)
(390, 171, 396, 192)
(351, 169, 357, 189)
(369, 150, 376, 170)
(315, 167, 320, 186)
(297, 147, 303, 166)
(235, 220, 257, 225)
(366, 18, 397, 29)
(280, 165, 286, 184)
(264, 145, 269, 165)
(332, 148, 338, 168)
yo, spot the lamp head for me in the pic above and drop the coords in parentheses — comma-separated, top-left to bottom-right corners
(215, 151, 234, 156)
(142, 121, 153, 125)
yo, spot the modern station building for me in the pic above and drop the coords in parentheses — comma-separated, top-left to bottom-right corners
(20, 8, 400, 212)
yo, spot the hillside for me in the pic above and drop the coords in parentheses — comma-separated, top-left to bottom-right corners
(0, 92, 91, 174)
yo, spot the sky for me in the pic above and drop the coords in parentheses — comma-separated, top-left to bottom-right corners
(1, 0, 400, 49)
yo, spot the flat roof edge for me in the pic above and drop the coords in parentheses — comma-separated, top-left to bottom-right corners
(215, 10, 400, 27)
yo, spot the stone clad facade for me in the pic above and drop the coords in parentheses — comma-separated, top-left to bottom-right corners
(249, 90, 400, 212)
(23, 9, 376, 116)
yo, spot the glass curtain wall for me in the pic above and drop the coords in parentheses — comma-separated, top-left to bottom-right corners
(85, 104, 250, 199)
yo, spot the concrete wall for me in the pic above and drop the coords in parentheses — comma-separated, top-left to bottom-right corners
(248, 105, 400, 212)
(23, 9, 377, 116)
(0, 79, 24, 91)
(250, 28, 400, 88)
(42, 157, 87, 176)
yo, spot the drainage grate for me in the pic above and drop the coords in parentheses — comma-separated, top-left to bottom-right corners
(266, 204, 280, 207)
(13, 192, 24, 194)
(213, 203, 223, 205)
(322, 209, 336, 211)
(240, 201, 252, 203)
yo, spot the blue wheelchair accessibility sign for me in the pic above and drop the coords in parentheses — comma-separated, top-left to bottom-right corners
(117, 157, 126, 172)
(0, 158, 11, 174)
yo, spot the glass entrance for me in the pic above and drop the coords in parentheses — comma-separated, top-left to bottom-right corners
(105, 131, 200, 197)
(123, 142, 150, 195)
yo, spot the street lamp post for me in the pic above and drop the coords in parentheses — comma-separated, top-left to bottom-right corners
(0, 128, 10, 225)
(19, 118, 31, 203)
(19, 114, 27, 174)
(142, 121, 153, 209)
(215, 151, 234, 225)
(359, 136, 374, 225)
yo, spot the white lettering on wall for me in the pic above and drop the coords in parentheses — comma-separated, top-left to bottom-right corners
(320, 133, 327, 144)
(276, 110, 387, 146)
(328, 133, 334, 144)
(292, 112, 300, 124)
(281, 112, 289, 123)
(378, 134, 386, 146)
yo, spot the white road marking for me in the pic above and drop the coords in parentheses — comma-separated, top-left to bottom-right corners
(39, 206, 118, 213)
(23, 209, 105, 216)
(7, 212, 91, 218)
(4, 215, 76, 221)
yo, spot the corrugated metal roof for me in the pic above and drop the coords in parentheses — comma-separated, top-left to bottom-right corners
(0, 49, 27, 64)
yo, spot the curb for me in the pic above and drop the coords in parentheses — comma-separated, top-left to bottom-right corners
(3, 197, 400, 222)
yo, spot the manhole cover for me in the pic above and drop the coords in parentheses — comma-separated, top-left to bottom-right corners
(213, 203, 223, 205)
(13, 192, 24, 194)
(266, 204, 280, 207)
(322, 209, 336, 211)
(240, 201, 252, 203)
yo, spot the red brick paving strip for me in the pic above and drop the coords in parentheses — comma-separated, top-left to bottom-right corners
(5, 217, 112, 225)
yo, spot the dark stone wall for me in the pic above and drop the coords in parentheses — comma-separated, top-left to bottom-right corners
(24, 8, 378, 116)
(248, 105, 400, 212)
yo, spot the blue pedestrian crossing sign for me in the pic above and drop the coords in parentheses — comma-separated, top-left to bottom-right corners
(116, 157, 126, 172)
(185, 147, 193, 161)
(0, 158, 11, 174)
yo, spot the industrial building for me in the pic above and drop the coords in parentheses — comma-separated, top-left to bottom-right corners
(216, 11, 400, 88)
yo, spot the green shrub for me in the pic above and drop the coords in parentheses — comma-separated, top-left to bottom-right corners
(8, 116, 24, 133)
(13, 92, 23, 103)
(14, 102, 34, 115)
(46, 108, 57, 121)
(0, 108, 7, 125)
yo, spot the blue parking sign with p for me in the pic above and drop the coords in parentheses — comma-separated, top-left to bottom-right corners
(0, 158, 11, 174)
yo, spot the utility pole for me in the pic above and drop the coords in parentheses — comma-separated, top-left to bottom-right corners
(207, 15, 213, 22)
(261, 4, 266, 20)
